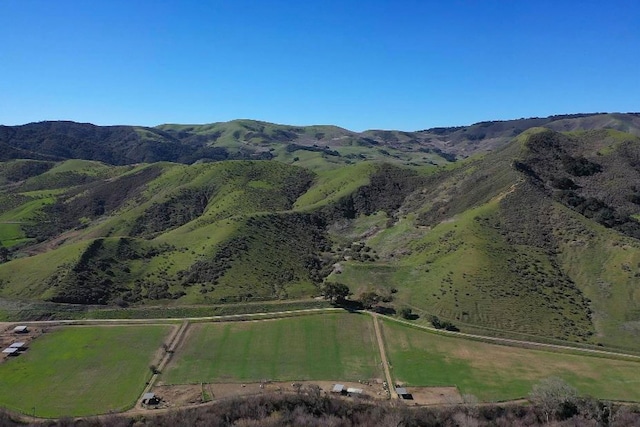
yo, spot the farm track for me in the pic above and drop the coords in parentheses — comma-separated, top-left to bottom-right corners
(382, 315, 640, 361)
(136, 320, 190, 409)
(12, 306, 640, 361)
(372, 314, 396, 399)
(10, 307, 345, 326)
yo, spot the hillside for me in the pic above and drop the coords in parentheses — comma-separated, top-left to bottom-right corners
(0, 116, 640, 352)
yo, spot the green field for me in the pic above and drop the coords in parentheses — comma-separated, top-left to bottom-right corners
(162, 313, 381, 384)
(0, 325, 171, 417)
(382, 319, 640, 402)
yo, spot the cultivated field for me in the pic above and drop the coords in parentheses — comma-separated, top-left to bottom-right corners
(161, 313, 382, 384)
(0, 324, 172, 417)
(382, 319, 640, 402)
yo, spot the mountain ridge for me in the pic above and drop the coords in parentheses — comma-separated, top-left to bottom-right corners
(1, 115, 640, 352)
(2, 112, 640, 167)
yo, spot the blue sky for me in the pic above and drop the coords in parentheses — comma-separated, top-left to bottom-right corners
(1, 1, 638, 131)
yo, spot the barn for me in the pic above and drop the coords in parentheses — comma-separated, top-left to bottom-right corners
(142, 392, 160, 405)
(395, 387, 413, 400)
(2, 347, 19, 356)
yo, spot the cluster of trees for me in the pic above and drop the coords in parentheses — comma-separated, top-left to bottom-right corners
(516, 129, 640, 241)
(285, 143, 340, 157)
(49, 239, 178, 305)
(0, 121, 241, 165)
(184, 213, 333, 299)
(430, 315, 460, 332)
(557, 191, 640, 239)
(131, 188, 211, 236)
(0, 160, 54, 182)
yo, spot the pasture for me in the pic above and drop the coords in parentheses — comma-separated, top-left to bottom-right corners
(0, 325, 171, 417)
(162, 312, 381, 384)
(382, 319, 640, 402)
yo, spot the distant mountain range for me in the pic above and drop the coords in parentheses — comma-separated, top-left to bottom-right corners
(1, 112, 640, 352)
(2, 113, 639, 165)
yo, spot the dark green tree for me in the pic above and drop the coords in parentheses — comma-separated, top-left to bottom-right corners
(359, 291, 380, 309)
(322, 282, 350, 303)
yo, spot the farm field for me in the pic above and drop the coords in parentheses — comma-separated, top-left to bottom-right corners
(381, 319, 640, 402)
(162, 312, 382, 384)
(0, 325, 172, 417)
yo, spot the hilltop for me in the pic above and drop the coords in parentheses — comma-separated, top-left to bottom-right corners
(1, 113, 640, 353)
(2, 113, 640, 167)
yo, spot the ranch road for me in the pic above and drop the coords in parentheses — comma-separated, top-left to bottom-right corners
(372, 314, 397, 399)
(9, 307, 640, 361)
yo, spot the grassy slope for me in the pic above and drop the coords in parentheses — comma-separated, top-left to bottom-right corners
(293, 162, 376, 211)
(157, 120, 454, 169)
(1, 128, 640, 351)
(0, 240, 89, 299)
(327, 132, 640, 348)
(382, 320, 640, 402)
(0, 159, 351, 305)
(552, 204, 640, 350)
(0, 325, 171, 417)
(333, 197, 593, 341)
(162, 313, 381, 384)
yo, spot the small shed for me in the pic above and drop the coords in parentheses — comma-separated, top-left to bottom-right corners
(9, 342, 26, 350)
(142, 392, 160, 405)
(331, 384, 345, 394)
(395, 387, 413, 400)
(2, 347, 19, 356)
(13, 326, 28, 334)
(346, 387, 363, 395)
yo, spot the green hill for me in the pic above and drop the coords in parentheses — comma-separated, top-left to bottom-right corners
(1, 117, 640, 353)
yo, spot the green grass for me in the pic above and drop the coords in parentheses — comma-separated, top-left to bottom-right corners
(336, 199, 594, 341)
(0, 325, 171, 417)
(553, 202, 640, 351)
(162, 312, 381, 384)
(0, 197, 55, 223)
(0, 223, 30, 247)
(382, 319, 640, 402)
(293, 162, 375, 210)
(0, 240, 88, 299)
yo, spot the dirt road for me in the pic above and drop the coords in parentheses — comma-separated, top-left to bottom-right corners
(372, 314, 396, 399)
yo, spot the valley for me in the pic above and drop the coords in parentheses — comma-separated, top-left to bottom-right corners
(3, 310, 640, 418)
(1, 113, 640, 419)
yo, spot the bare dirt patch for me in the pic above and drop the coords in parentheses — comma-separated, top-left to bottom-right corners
(404, 386, 463, 406)
(152, 380, 389, 409)
(152, 384, 204, 407)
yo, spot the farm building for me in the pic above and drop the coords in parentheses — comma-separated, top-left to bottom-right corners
(9, 342, 26, 350)
(346, 387, 363, 396)
(142, 392, 160, 405)
(395, 387, 413, 400)
(331, 384, 345, 394)
(13, 326, 28, 334)
(2, 347, 19, 356)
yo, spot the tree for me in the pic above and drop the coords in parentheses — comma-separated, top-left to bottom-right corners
(322, 282, 350, 303)
(430, 315, 459, 331)
(529, 377, 578, 423)
(359, 291, 380, 309)
(0, 247, 9, 263)
(399, 307, 413, 320)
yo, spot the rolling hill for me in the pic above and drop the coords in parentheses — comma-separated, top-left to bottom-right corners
(1, 113, 640, 353)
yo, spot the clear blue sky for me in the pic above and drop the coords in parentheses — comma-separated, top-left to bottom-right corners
(1, 0, 638, 131)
